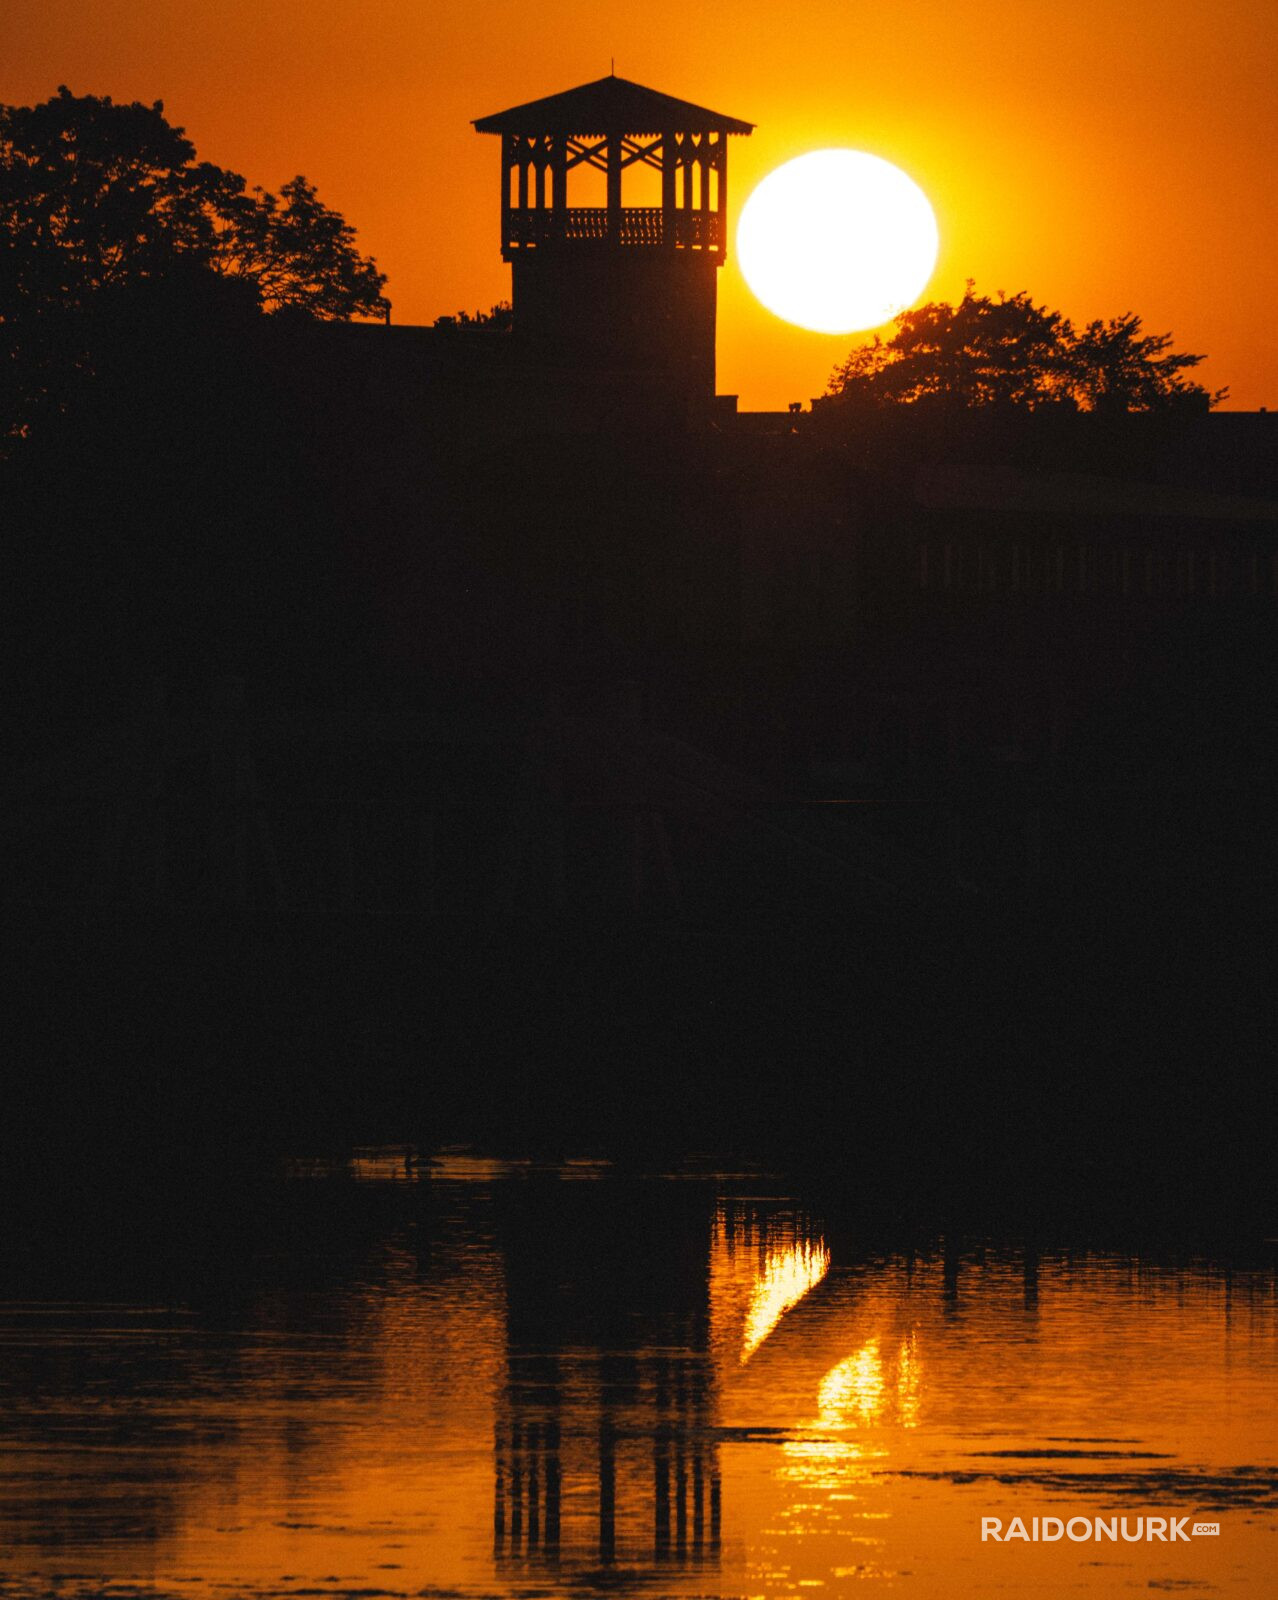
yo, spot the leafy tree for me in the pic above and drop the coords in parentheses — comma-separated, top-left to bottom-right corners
(1065, 313, 1218, 413)
(1, 87, 388, 441)
(213, 175, 390, 320)
(827, 284, 1223, 413)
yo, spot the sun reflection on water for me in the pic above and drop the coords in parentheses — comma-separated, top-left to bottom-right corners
(896, 1333, 921, 1428)
(819, 1338, 884, 1422)
(813, 1334, 924, 1432)
(781, 1334, 926, 1490)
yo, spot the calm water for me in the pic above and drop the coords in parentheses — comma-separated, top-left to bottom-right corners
(1, 1151, 1275, 1598)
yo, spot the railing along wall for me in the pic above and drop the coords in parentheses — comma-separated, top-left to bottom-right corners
(505, 207, 721, 251)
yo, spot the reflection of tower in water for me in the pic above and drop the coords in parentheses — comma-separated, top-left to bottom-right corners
(494, 1354, 564, 1556)
(493, 1351, 720, 1570)
(651, 1351, 720, 1559)
(492, 1178, 721, 1579)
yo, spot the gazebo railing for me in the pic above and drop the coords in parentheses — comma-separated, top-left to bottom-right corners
(505, 207, 721, 250)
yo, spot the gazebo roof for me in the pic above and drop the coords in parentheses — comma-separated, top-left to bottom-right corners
(473, 74, 754, 137)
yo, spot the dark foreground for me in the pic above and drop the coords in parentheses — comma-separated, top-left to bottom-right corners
(1, 1153, 1275, 1600)
(5, 321, 1277, 1225)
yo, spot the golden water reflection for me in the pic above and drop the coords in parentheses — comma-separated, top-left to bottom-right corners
(812, 1334, 922, 1430)
(709, 1200, 830, 1366)
(741, 1239, 831, 1363)
(820, 1340, 886, 1423)
(0, 1165, 1274, 1599)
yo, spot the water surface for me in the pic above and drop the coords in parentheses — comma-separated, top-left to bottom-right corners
(1, 1151, 1274, 1596)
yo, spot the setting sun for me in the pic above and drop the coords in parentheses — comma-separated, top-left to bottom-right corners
(737, 149, 939, 335)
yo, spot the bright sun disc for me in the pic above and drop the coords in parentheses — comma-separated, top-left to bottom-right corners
(737, 150, 939, 335)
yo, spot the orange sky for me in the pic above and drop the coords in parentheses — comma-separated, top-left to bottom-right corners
(8, 0, 1277, 409)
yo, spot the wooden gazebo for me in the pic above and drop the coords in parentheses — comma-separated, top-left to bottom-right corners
(474, 75, 753, 400)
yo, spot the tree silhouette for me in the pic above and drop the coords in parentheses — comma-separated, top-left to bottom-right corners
(827, 284, 1223, 413)
(431, 301, 514, 333)
(1, 87, 388, 441)
(1065, 312, 1219, 413)
(213, 175, 389, 319)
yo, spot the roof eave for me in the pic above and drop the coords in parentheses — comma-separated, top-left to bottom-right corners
(472, 76, 753, 137)
(474, 119, 754, 135)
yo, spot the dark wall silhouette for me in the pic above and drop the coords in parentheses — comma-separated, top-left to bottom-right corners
(512, 250, 717, 395)
(3, 316, 1277, 1220)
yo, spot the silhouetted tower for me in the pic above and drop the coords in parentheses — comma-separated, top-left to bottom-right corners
(474, 76, 753, 404)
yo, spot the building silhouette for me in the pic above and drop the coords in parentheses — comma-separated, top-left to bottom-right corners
(7, 68, 1278, 1193)
(474, 75, 753, 410)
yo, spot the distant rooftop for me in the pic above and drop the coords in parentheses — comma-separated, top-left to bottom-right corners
(474, 74, 754, 137)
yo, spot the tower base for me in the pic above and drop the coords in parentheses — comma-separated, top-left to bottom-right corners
(511, 249, 718, 402)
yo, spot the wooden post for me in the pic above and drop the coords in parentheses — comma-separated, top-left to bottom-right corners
(551, 132, 567, 232)
(503, 133, 514, 248)
(661, 129, 676, 248)
(606, 131, 622, 242)
(716, 133, 727, 259)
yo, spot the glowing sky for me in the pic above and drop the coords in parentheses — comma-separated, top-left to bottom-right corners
(8, 0, 1276, 408)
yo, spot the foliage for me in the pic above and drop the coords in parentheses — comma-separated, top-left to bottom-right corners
(213, 175, 390, 320)
(827, 284, 1224, 414)
(1064, 313, 1219, 413)
(431, 302, 514, 333)
(0, 87, 388, 442)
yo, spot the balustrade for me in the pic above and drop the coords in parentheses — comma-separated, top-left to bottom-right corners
(504, 207, 721, 250)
